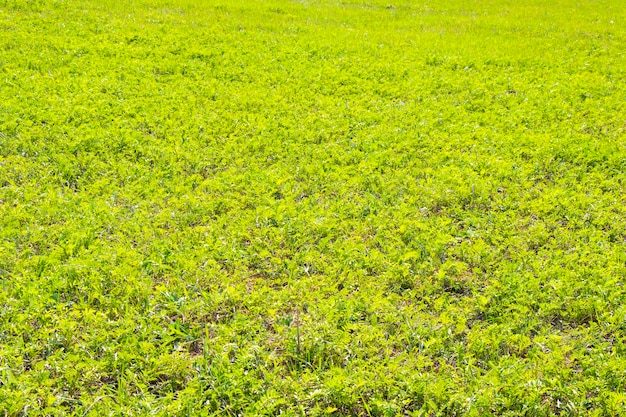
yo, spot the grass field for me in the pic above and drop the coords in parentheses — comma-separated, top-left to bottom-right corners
(1, 0, 626, 415)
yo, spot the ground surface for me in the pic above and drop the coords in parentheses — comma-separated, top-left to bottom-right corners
(1, 0, 626, 415)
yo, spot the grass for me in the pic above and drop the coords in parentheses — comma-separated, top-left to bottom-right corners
(1, 0, 626, 415)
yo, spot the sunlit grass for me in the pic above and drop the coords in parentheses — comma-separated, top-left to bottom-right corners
(1, 0, 626, 415)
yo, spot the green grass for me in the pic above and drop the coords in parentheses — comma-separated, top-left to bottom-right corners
(1, 0, 626, 415)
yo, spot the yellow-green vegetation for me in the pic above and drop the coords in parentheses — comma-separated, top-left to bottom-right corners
(1, 0, 626, 415)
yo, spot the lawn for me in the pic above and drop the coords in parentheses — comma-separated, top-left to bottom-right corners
(1, 0, 626, 415)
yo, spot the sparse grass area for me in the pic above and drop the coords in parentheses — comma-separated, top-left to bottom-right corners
(1, 0, 626, 415)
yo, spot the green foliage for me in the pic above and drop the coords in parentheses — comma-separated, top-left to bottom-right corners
(1, 0, 626, 415)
